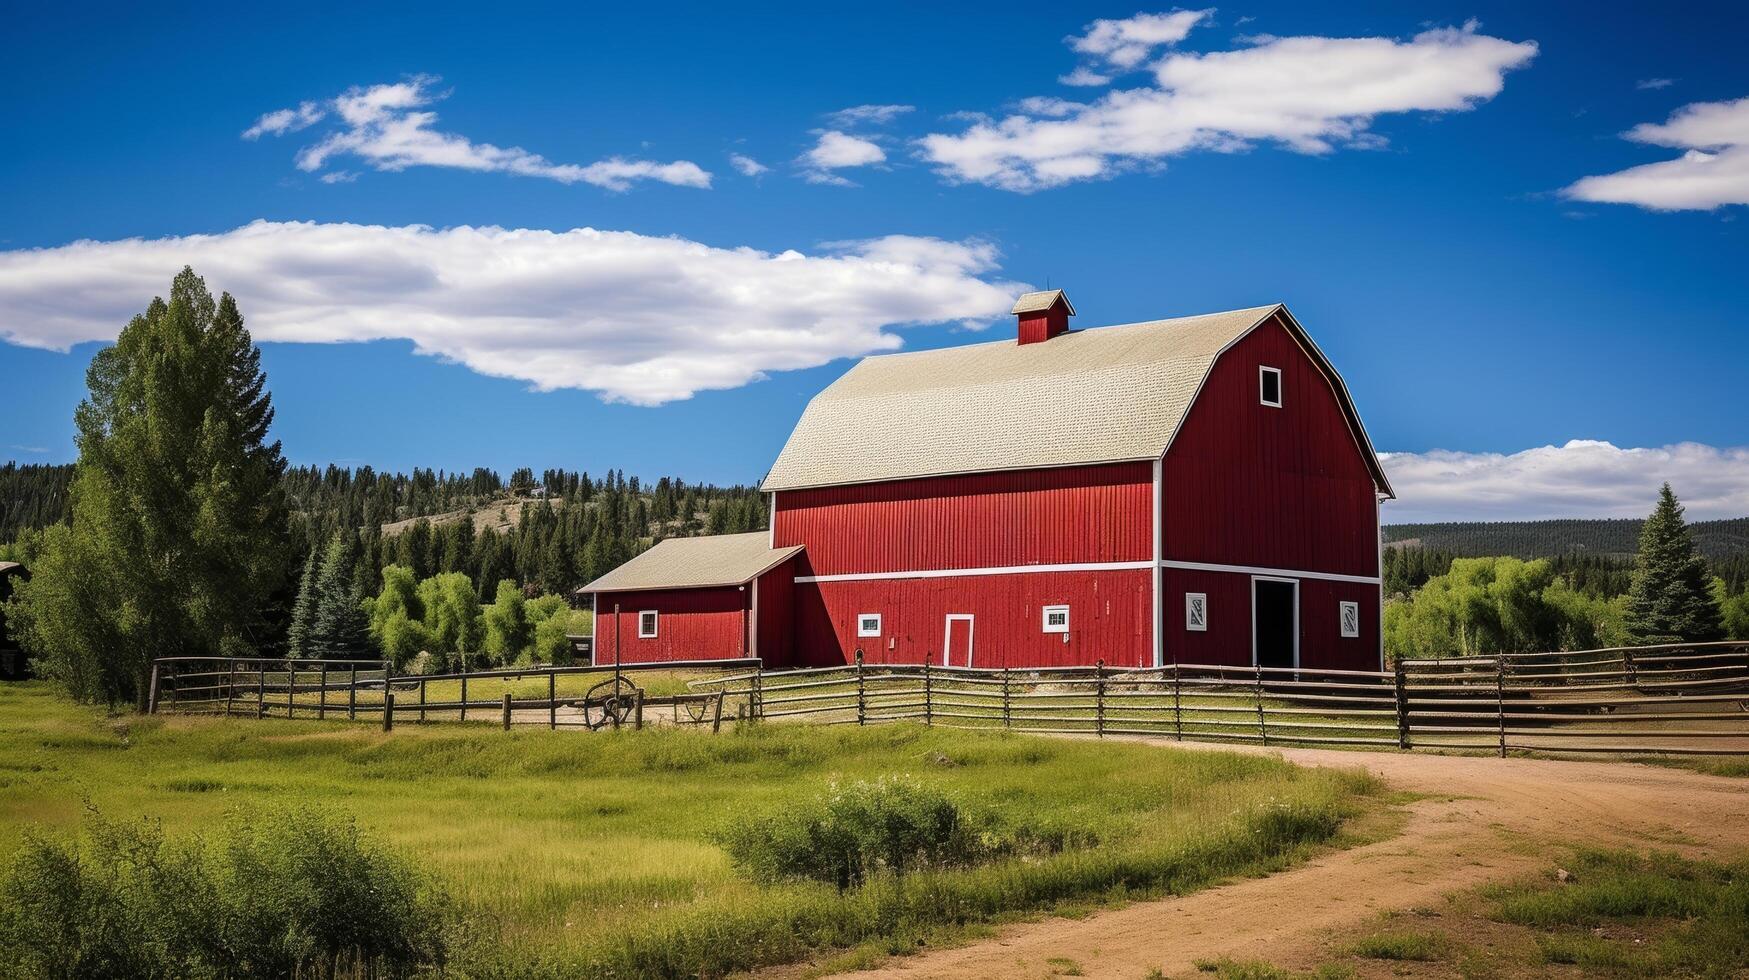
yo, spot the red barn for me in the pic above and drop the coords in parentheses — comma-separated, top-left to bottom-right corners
(583, 291, 1393, 670)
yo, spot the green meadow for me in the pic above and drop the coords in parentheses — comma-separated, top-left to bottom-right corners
(0, 681, 1382, 977)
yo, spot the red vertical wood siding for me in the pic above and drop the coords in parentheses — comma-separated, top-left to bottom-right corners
(1161, 314, 1379, 577)
(591, 586, 750, 664)
(1160, 569, 1380, 671)
(774, 462, 1153, 576)
(754, 561, 796, 667)
(790, 569, 1151, 669)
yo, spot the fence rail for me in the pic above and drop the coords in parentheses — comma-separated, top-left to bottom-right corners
(148, 642, 1749, 758)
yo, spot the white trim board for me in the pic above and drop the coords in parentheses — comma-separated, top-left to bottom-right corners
(1158, 559, 1380, 585)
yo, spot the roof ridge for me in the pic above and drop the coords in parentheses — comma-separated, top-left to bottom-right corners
(857, 303, 1283, 362)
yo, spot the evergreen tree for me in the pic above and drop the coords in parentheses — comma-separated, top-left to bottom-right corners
(286, 547, 319, 658)
(1625, 484, 1725, 643)
(308, 532, 372, 658)
(5, 270, 291, 706)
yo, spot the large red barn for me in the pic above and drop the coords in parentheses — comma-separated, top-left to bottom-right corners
(583, 291, 1393, 671)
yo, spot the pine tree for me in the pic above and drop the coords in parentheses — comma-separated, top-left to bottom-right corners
(286, 547, 319, 658)
(1625, 484, 1725, 643)
(309, 532, 373, 658)
(6, 269, 292, 707)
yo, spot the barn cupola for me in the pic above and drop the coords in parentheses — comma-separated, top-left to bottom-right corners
(1011, 289, 1075, 345)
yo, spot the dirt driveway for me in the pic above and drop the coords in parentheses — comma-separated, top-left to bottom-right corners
(841, 741, 1749, 980)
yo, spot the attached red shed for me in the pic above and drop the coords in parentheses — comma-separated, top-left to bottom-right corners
(582, 532, 802, 665)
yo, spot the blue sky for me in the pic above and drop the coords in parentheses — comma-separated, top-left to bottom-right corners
(2, 1, 1746, 520)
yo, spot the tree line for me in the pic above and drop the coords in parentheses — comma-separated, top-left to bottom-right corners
(1384, 516, 1749, 561)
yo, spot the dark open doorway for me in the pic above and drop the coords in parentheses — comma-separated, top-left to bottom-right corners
(1252, 578, 1297, 669)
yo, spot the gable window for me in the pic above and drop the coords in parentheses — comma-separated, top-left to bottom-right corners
(1339, 601, 1360, 638)
(1185, 593, 1208, 631)
(857, 613, 883, 638)
(1259, 366, 1282, 408)
(1042, 604, 1070, 634)
(638, 610, 658, 639)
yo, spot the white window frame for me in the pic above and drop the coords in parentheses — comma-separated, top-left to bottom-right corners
(1185, 593, 1208, 631)
(1041, 604, 1070, 634)
(856, 613, 883, 638)
(1259, 365, 1283, 408)
(637, 609, 658, 639)
(1339, 600, 1360, 638)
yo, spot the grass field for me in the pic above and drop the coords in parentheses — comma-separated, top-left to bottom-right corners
(0, 680, 1384, 977)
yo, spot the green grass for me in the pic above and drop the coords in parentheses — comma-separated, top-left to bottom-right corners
(1348, 929, 1445, 961)
(0, 681, 1382, 977)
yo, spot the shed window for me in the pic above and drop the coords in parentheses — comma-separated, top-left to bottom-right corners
(857, 613, 882, 638)
(1339, 601, 1360, 638)
(1259, 366, 1282, 407)
(1042, 604, 1070, 634)
(638, 610, 658, 638)
(1185, 593, 1208, 631)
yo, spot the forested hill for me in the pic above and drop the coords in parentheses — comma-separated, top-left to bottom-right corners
(1385, 517, 1749, 560)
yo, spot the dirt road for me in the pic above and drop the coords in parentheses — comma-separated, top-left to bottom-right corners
(841, 742, 1749, 980)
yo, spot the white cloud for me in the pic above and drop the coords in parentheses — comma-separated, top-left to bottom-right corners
(1635, 78, 1675, 90)
(1067, 9, 1213, 69)
(318, 170, 358, 184)
(728, 152, 769, 177)
(1564, 96, 1749, 210)
(799, 130, 887, 184)
(1380, 441, 1749, 522)
(825, 104, 915, 128)
(242, 101, 325, 140)
(0, 221, 1024, 406)
(249, 76, 711, 191)
(1058, 66, 1114, 87)
(921, 21, 1537, 191)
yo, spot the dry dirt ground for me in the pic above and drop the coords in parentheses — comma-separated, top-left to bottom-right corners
(840, 740, 1749, 980)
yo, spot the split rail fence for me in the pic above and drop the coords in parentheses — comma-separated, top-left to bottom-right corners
(149, 642, 1749, 758)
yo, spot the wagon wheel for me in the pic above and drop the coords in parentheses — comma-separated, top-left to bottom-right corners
(582, 676, 641, 730)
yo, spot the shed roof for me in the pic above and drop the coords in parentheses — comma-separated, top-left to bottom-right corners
(1010, 289, 1075, 315)
(0, 562, 19, 574)
(762, 303, 1391, 496)
(580, 532, 802, 593)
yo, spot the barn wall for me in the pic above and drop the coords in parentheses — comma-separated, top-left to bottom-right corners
(590, 586, 750, 664)
(754, 561, 796, 668)
(1161, 314, 1380, 577)
(790, 569, 1152, 669)
(1160, 568, 1381, 671)
(773, 462, 1153, 576)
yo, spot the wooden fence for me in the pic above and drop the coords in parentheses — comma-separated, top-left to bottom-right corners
(148, 642, 1749, 758)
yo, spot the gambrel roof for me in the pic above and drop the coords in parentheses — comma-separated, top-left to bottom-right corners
(761, 304, 1392, 496)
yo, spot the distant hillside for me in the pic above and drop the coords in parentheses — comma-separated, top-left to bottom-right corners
(1384, 517, 1749, 560)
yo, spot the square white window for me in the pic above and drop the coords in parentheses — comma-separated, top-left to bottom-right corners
(638, 610, 658, 638)
(1339, 601, 1360, 638)
(857, 613, 882, 638)
(1259, 366, 1283, 407)
(1042, 604, 1070, 634)
(1185, 593, 1208, 631)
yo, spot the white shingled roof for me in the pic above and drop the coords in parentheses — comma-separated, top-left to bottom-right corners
(1010, 289, 1075, 315)
(581, 532, 802, 593)
(762, 303, 1392, 495)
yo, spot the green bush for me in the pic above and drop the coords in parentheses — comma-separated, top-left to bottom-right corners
(714, 775, 1091, 891)
(0, 805, 451, 979)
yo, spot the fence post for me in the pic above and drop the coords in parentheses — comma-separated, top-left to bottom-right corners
(225, 660, 237, 716)
(1002, 667, 1012, 730)
(1254, 663, 1268, 746)
(922, 653, 933, 726)
(460, 673, 469, 722)
(1495, 656, 1508, 758)
(419, 678, 427, 723)
(383, 692, 394, 732)
(1095, 659, 1106, 737)
(712, 689, 725, 733)
(147, 661, 162, 715)
(502, 692, 512, 731)
(751, 663, 763, 722)
(1172, 663, 1183, 741)
(317, 665, 328, 720)
(256, 664, 265, 718)
(348, 666, 358, 721)
(1392, 658, 1410, 750)
(549, 672, 557, 730)
(633, 689, 644, 730)
(855, 649, 866, 726)
(1623, 647, 1638, 692)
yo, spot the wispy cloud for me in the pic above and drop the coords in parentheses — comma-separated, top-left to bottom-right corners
(1564, 96, 1749, 211)
(1635, 77, 1675, 91)
(1067, 9, 1212, 69)
(799, 130, 887, 185)
(920, 19, 1537, 192)
(1058, 66, 1113, 87)
(246, 76, 711, 191)
(1381, 440, 1749, 522)
(0, 221, 1024, 407)
(728, 152, 769, 177)
(825, 104, 914, 128)
(7, 445, 50, 455)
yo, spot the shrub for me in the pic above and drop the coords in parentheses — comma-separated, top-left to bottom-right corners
(0, 805, 450, 979)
